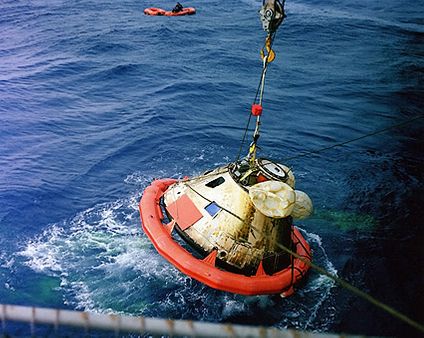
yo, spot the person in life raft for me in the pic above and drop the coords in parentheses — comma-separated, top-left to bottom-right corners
(172, 2, 183, 13)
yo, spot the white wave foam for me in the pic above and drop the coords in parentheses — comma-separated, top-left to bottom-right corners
(222, 299, 248, 318)
(0, 251, 15, 269)
(20, 225, 65, 274)
(17, 174, 192, 315)
(297, 228, 338, 330)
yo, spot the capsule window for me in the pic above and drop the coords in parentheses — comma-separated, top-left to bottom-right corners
(205, 202, 221, 217)
(205, 176, 225, 188)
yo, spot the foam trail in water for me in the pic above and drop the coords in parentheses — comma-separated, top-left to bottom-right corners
(18, 172, 163, 313)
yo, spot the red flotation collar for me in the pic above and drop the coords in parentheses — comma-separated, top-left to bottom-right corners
(139, 179, 311, 295)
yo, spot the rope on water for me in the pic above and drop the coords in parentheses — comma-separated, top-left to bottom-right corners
(273, 238, 424, 334)
(282, 115, 424, 163)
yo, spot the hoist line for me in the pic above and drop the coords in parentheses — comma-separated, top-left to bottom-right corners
(236, 31, 278, 162)
(236, 109, 253, 162)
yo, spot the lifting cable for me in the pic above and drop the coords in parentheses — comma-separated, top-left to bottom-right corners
(236, 34, 277, 163)
(236, 0, 285, 163)
(247, 34, 277, 167)
(236, 0, 423, 167)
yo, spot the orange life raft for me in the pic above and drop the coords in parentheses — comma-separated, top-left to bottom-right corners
(139, 178, 312, 296)
(144, 7, 196, 16)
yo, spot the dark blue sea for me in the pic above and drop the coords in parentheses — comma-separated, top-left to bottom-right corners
(0, 0, 423, 336)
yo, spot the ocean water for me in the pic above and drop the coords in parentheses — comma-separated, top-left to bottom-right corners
(0, 0, 423, 336)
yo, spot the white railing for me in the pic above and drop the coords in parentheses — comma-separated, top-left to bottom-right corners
(0, 304, 364, 337)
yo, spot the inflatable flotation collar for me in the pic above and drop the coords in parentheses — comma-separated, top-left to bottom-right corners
(144, 7, 196, 16)
(139, 178, 312, 296)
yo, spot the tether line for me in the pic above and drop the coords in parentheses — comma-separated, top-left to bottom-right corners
(272, 238, 424, 334)
(282, 115, 423, 162)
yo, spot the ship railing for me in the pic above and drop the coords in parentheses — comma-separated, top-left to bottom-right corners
(0, 303, 366, 337)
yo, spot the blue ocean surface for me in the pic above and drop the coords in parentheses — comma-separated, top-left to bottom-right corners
(0, 0, 423, 336)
